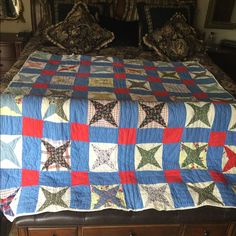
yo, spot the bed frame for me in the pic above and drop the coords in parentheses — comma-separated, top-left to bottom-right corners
(10, 1, 236, 235)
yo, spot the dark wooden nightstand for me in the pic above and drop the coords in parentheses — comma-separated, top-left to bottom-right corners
(0, 33, 26, 77)
(207, 45, 236, 82)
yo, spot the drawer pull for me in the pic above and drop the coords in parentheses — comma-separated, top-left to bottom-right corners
(52, 234, 57, 236)
(129, 232, 135, 236)
(0, 64, 3, 67)
(204, 230, 209, 236)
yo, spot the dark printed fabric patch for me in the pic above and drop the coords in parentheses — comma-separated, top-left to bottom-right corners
(45, 1, 114, 54)
(143, 13, 205, 61)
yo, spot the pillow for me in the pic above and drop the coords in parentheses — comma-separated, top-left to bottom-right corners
(45, 2, 114, 54)
(99, 16, 139, 47)
(137, 3, 195, 44)
(143, 13, 205, 61)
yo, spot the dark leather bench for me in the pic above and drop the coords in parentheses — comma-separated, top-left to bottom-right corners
(15, 207, 236, 227)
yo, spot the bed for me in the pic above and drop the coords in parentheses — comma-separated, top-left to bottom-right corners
(0, 0, 236, 236)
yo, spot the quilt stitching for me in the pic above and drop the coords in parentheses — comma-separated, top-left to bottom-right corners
(1, 51, 235, 221)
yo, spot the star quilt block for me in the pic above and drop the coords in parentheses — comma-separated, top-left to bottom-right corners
(134, 143, 163, 171)
(187, 182, 223, 207)
(91, 185, 126, 209)
(185, 102, 215, 128)
(139, 183, 174, 210)
(138, 102, 168, 128)
(222, 145, 236, 174)
(88, 100, 120, 127)
(42, 97, 70, 122)
(179, 142, 208, 170)
(36, 186, 70, 212)
(0, 135, 22, 169)
(40, 139, 71, 171)
(89, 143, 118, 172)
(0, 94, 23, 117)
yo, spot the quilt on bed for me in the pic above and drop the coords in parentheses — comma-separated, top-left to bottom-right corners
(1, 51, 236, 221)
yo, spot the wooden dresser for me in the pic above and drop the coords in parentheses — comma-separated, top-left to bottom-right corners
(0, 33, 25, 78)
(17, 223, 236, 236)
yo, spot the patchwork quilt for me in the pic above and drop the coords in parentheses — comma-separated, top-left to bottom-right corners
(1, 51, 236, 222)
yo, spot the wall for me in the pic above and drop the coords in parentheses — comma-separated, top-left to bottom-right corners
(1, 0, 236, 44)
(195, 0, 236, 43)
(0, 0, 32, 33)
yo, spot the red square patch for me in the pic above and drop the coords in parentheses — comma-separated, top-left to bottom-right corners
(71, 171, 89, 186)
(193, 92, 208, 99)
(76, 72, 90, 78)
(41, 70, 56, 76)
(209, 170, 227, 183)
(73, 85, 88, 91)
(22, 117, 43, 138)
(118, 128, 136, 144)
(119, 171, 137, 184)
(144, 66, 156, 70)
(71, 123, 89, 142)
(153, 91, 169, 97)
(182, 79, 195, 86)
(163, 128, 183, 144)
(148, 76, 161, 83)
(164, 170, 182, 183)
(114, 88, 129, 94)
(175, 66, 187, 72)
(208, 132, 226, 146)
(32, 83, 48, 89)
(113, 62, 124, 67)
(48, 60, 60, 65)
(114, 73, 126, 79)
(80, 60, 91, 66)
(21, 169, 39, 186)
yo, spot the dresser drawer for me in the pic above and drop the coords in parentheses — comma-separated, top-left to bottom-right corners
(28, 227, 77, 236)
(183, 224, 229, 236)
(0, 59, 15, 72)
(82, 224, 181, 236)
(0, 43, 16, 58)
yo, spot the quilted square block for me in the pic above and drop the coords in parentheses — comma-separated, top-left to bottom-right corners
(22, 117, 43, 138)
(41, 70, 56, 76)
(41, 97, 70, 122)
(139, 183, 174, 209)
(164, 170, 182, 183)
(119, 171, 137, 184)
(21, 169, 39, 186)
(222, 145, 236, 173)
(134, 143, 163, 171)
(36, 186, 70, 212)
(71, 123, 89, 142)
(0, 135, 22, 169)
(89, 143, 118, 172)
(88, 100, 120, 128)
(208, 131, 226, 146)
(40, 139, 71, 171)
(32, 83, 49, 89)
(118, 128, 136, 144)
(163, 128, 183, 144)
(138, 102, 168, 129)
(185, 102, 215, 128)
(179, 142, 208, 169)
(71, 171, 90, 186)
